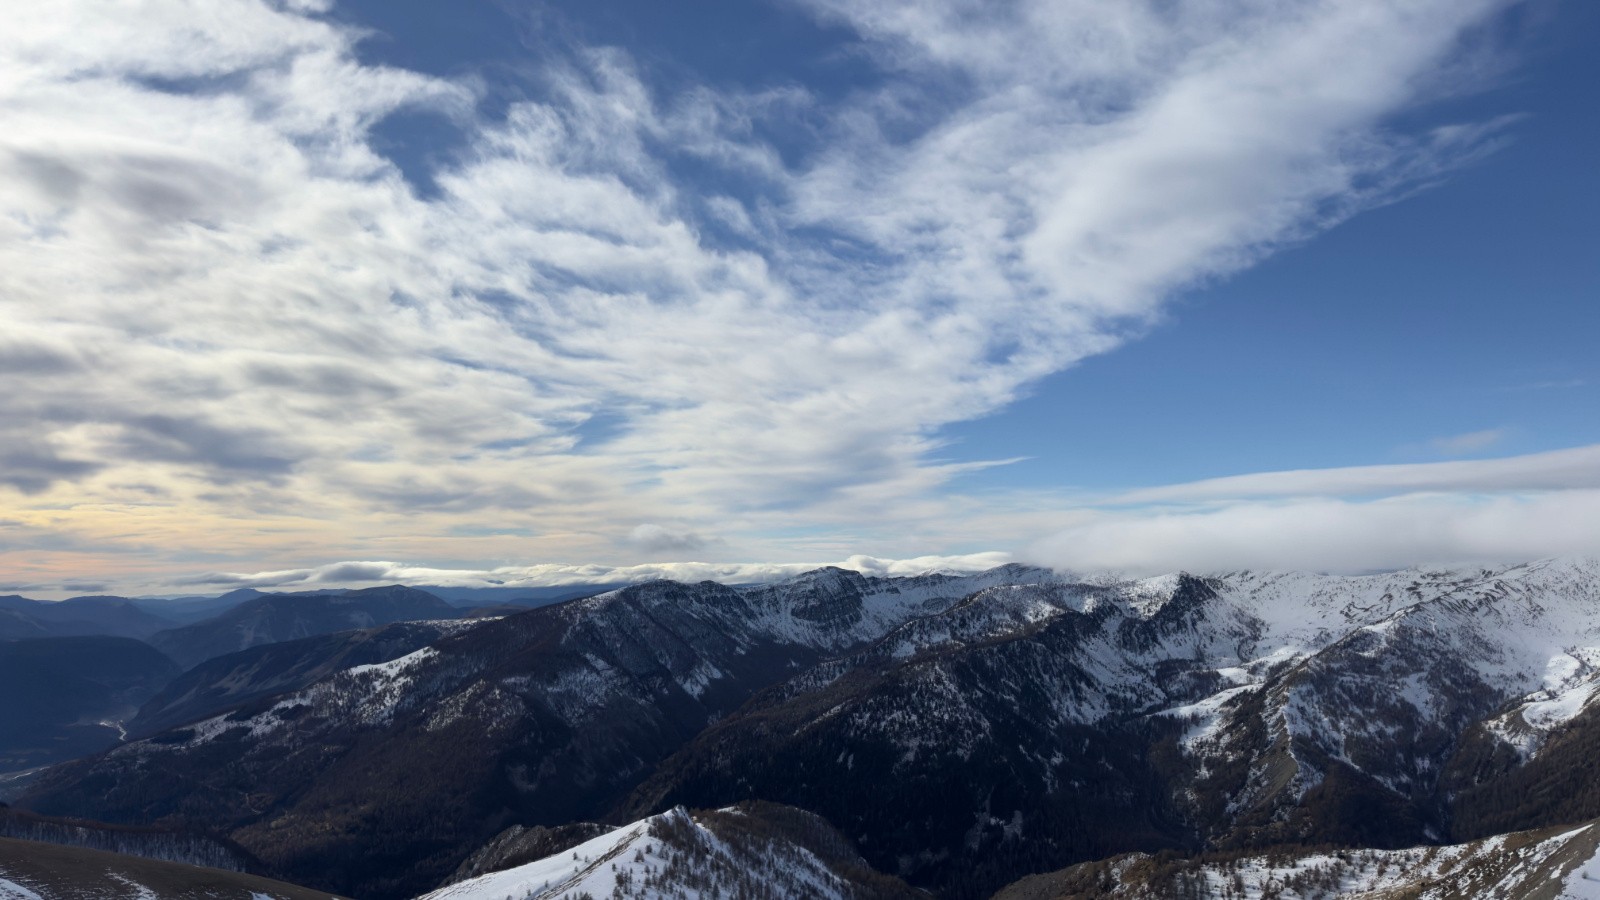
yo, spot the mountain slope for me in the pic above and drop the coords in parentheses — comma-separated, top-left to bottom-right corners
(443, 822, 617, 886)
(0, 638, 180, 770)
(0, 836, 342, 900)
(129, 619, 478, 737)
(19, 559, 1600, 899)
(1174, 559, 1600, 849)
(147, 585, 458, 668)
(130, 589, 268, 626)
(18, 568, 1025, 898)
(992, 817, 1600, 899)
(0, 596, 175, 641)
(624, 577, 1233, 897)
(626, 560, 1600, 898)
(419, 802, 923, 900)
(0, 804, 252, 873)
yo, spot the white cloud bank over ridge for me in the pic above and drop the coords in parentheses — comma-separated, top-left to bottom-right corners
(0, 0, 1570, 590)
(1031, 444, 1600, 576)
(1030, 491, 1600, 577)
(166, 445, 1600, 592)
(175, 552, 1016, 592)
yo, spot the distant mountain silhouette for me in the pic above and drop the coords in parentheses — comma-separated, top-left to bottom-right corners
(147, 585, 458, 669)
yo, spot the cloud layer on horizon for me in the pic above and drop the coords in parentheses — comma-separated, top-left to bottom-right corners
(20, 442, 1589, 596)
(0, 0, 1552, 590)
(1030, 443, 1600, 575)
(166, 551, 1016, 593)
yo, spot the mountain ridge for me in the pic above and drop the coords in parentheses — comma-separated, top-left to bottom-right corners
(16, 558, 1600, 898)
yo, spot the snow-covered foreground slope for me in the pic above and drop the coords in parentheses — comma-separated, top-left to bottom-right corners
(994, 817, 1600, 899)
(419, 803, 922, 900)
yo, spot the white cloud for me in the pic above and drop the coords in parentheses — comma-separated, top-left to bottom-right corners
(1028, 443, 1600, 575)
(0, 0, 1534, 588)
(174, 551, 1015, 593)
(1113, 444, 1600, 503)
(1430, 427, 1509, 455)
(627, 523, 717, 555)
(1027, 491, 1600, 576)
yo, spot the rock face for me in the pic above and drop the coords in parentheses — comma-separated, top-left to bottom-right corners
(17, 558, 1600, 899)
(147, 585, 459, 669)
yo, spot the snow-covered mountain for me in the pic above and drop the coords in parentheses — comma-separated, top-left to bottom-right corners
(15, 558, 1600, 899)
(19, 567, 1041, 898)
(994, 815, 1600, 899)
(128, 618, 479, 737)
(421, 802, 923, 900)
(629, 558, 1600, 897)
(1175, 558, 1600, 847)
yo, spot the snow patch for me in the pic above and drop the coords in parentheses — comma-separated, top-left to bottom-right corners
(1486, 648, 1600, 758)
(419, 806, 857, 900)
(1563, 834, 1600, 899)
(0, 878, 41, 900)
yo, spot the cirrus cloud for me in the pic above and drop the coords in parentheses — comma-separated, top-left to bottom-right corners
(0, 0, 1535, 591)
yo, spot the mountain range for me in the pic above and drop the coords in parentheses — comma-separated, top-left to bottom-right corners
(6, 559, 1600, 898)
(0, 596, 175, 642)
(144, 585, 461, 669)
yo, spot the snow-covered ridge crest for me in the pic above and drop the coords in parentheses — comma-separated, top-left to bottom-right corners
(114, 644, 448, 753)
(418, 804, 905, 900)
(563, 563, 1073, 658)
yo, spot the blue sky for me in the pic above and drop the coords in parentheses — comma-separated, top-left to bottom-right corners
(0, 0, 1596, 595)
(948, 0, 1600, 490)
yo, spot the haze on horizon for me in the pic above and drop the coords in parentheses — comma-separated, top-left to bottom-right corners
(1, 0, 1597, 599)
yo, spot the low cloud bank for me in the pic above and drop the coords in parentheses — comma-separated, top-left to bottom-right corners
(1029, 447, 1600, 575)
(173, 551, 1016, 593)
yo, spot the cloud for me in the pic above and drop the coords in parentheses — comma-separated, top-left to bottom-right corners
(0, 0, 1533, 588)
(1113, 444, 1600, 503)
(173, 568, 317, 588)
(627, 524, 716, 555)
(1028, 443, 1600, 575)
(1430, 427, 1509, 455)
(175, 551, 1015, 593)
(1027, 491, 1600, 576)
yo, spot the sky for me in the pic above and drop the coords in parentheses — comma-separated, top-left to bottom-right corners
(1, 0, 1596, 597)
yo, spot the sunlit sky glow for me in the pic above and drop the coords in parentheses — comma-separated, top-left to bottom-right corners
(2, 0, 1597, 597)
